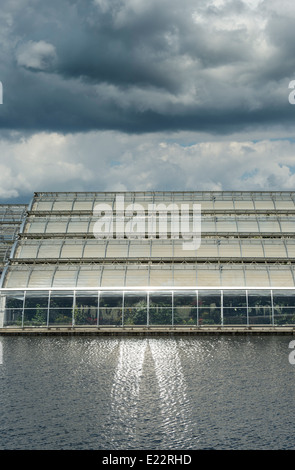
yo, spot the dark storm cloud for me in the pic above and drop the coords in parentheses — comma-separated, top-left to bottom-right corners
(0, 0, 295, 135)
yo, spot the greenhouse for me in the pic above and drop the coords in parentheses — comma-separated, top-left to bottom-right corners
(1, 191, 295, 329)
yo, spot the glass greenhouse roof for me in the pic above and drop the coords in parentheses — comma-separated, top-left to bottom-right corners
(1, 191, 295, 291)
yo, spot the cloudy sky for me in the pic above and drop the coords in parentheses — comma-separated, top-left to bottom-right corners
(0, 0, 295, 202)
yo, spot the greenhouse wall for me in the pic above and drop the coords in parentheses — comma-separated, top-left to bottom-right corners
(1, 288, 295, 328)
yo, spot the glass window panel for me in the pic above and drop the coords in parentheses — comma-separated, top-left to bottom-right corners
(248, 290, 271, 307)
(99, 292, 122, 325)
(4, 308, 23, 326)
(272, 290, 295, 308)
(24, 292, 49, 308)
(149, 293, 172, 325)
(74, 292, 98, 325)
(248, 307, 272, 325)
(50, 292, 74, 308)
(223, 308, 247, 325)
(5, 292, 25, 309)
(123, 292, 147, 325)
(174, 291, 197, 325)
(49, 308, 73, 326)
(223, 290, 247, 307)
(24, 308, 47, 326)
(198, 290, 221, 307)
(199, 307, 221, 325)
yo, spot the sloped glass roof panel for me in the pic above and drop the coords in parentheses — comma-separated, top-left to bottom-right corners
(258, 220, 281, 232)
(219, 241, 241, 258)
(38, 241, 62, 258)
(33, 201, 53, 211)
(16, 242, 39, 259)
(173, 267, 197, 286)
(28, 267, 56, 288)
(52, 201, 73, 211)
(196, 267, 221, 286)
(254, 200, 275, 210)
(214, 200, 234, 210)
(67, 219, 90, 233)
(83, 241, 106, 258)
(46, 220, 68, 233)
(280, 220, 295, 232)
(149, 267, 173, 286)
(60, 241, 84, 258)
(77, 266, 102, 287)
(263, 243, 287, 258)
(237, 219, 259, 232)
(73, 201, 94, 211)
(234, 201, 255, 210)
(52, 267, 78, 287)
(3, 266, 30, 288)
(106, 241, 129, 258)
(241, 242, 264, 258)
(25, 220, 47, 233)
(125, 266, 149, 287)
(151, 242, 173, 258)
(221, 267, 245, 286)
(244, 267, 270, 287)
(128, 242, 150, 258)
(268, 267, 294, 287)
(100, 266, 126, 287)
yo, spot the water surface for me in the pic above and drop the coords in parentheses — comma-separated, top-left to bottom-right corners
(0, 335, 294, 450)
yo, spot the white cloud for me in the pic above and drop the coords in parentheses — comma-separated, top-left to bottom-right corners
(0, 130, 295, 200)
(16, 40, 57, 71)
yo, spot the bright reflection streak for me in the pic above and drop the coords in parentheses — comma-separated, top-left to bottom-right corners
(149, 338, 194, 448)
(110, 338, 147, 438)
